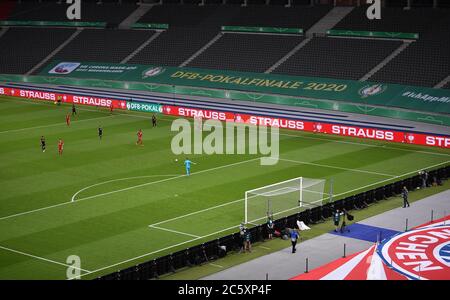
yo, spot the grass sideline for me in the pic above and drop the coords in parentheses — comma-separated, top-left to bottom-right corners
(0, 95, 448, 279)
(161, 180, 450, 280)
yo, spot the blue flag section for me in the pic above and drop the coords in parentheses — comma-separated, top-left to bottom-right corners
(329, 223, 400, 243)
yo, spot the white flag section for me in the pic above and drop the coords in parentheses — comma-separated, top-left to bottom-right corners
(367, 245, 387, 280)
(297, 220, 311, 231)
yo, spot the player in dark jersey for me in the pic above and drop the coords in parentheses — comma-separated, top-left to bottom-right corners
(72, 104, 77, 116)
(152, 114, 157, 127)
(40, 136, 46, 152)
(98, 126, 103, 140)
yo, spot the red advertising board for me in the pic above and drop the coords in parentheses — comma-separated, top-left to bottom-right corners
(162, 105, 450, 149)
(0, 87, 127, 109)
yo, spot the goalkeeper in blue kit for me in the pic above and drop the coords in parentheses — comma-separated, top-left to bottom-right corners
(184, 158, 196, 176)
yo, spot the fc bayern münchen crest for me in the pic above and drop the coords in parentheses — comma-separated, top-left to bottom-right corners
(378, 225, 450, 280)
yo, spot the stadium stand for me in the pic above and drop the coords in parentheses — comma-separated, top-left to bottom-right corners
(129, 27, 218, 67)
(138, 4, 332, 29)
(4, 1, 137, 25)
(187, 33, 304, 73)
(0, 27, 75, 74)
(272, 37, 402, 80)
(34, 29, 156, 67)
(369, 16, 450, 87)
(333, 6, 450, 86)
(138, 4, 225, 28)
(223, 4, 332, 29)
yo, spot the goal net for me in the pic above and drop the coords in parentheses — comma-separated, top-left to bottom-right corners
(244, 177, 326, 225)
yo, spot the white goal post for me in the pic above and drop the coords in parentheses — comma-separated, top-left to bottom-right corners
(244, 177, 327, 225)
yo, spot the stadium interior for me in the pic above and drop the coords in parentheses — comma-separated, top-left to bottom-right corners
(0, 0, 449, 282)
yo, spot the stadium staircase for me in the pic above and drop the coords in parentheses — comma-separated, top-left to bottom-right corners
(264, 37, 312, 74)
(179, 32, 224, 67)
(359, 41, 413, 82)
(306, 6, 354, 36)
(120, 31, 163, 64)
(119, 3, 156, 29)
(434, 75, 450, 89)
(26, 29, 83, 75)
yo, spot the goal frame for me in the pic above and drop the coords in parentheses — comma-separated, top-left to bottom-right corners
(244, 176, 306, 224)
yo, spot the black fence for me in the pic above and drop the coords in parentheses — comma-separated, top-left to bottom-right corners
(97, 165, 449, 280)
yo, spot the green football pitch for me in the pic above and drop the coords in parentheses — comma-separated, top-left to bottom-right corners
(0, 95, 449, 279)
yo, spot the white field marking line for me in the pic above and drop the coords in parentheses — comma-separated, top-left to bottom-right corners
(149, 225, 201, 238)
(4, 96, 449, 158)
(75, 224, 240, 279)
(209, 263, 224, 268)
(280, 133, 450, 158)
(275, 157, 397, 178)
(0, 115, 113, 134)
(0, 201, 74, 221)
(73, 157, 260, 203)
(71, 174, 179, 202)
(258, 246, 271, 250)
(0, 245, 91, 273)
(76, 159, 450, 279)
(0, 158, 260, 221)
(149, 198, 244, 227)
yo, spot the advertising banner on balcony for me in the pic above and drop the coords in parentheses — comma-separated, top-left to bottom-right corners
(38, 61, 450, 115)
(0, 86, 127, 109)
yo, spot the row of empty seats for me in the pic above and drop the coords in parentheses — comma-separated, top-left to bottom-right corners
(334, 7, 450, 87)
(138, 4, 332, 29)
(187, 33, 304, 72)
(129, 28, 219, 67)
(33, 29, 155, 73)
(273, 37, 402, 80)
(4, 2, 138, 24)
(0, 27, 75, 74)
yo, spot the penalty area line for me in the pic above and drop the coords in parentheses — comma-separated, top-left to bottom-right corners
(149, 225, 201, 238)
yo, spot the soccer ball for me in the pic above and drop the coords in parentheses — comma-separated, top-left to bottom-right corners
(175, 158, 178, 162)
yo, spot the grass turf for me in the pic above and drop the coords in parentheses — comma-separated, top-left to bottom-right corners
(0, 95, 449, 279)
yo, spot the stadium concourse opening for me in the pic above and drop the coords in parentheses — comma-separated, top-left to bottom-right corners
(0, 0, 449, 284)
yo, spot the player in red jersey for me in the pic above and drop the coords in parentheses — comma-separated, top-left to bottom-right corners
(109, 103, 114, 115)
(58, 139, 64, 155)
(66, 113, 71, 126)
(136, 129, 143, 146)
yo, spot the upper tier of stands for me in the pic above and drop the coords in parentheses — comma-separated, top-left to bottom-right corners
(4, 1, 137, 24)
(0, 2, 448, 88)
(137, 4, 332, 29)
